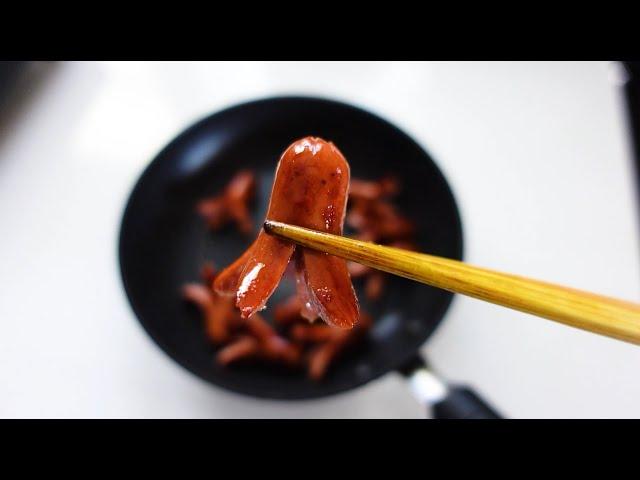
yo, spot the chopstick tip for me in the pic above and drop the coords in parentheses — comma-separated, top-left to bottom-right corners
(263, 219, 278, 234)
(264, 220, 298, 240)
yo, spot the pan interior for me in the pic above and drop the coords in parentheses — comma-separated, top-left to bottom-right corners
(119, 97, 463, 399)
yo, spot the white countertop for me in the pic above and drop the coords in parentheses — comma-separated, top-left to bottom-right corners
(1, 61, 639, 418)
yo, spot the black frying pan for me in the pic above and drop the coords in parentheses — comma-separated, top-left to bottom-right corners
(119, 96, 501, 418)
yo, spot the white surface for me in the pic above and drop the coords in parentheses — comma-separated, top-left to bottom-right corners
(0, 61, 638, 418)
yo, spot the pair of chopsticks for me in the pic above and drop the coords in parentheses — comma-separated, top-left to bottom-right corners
(264, 220, 640, 345)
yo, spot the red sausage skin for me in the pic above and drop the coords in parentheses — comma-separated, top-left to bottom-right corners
(214, 137, 359, 329)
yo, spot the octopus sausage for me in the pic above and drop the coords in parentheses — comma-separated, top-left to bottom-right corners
(214, 137, 359, 329)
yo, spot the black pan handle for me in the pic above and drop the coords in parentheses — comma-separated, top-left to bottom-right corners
(398, 354, 502, 419)
(432, 386, 501, 419)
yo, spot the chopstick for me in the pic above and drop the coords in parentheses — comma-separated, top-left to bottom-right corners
(264, 220, 640, 345)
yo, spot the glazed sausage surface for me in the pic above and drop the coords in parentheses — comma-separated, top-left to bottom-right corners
(214, 136, 359, 329)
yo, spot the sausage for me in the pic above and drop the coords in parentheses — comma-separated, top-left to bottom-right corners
(273, 294, 305, 326)
(216, 335, 260, 365)
(244, 314, 302, 366)
(290, 324, 338, 343)
(197, 169, 256, 235)
(182, 283, 237, 344)
(213, 137, 359, 329)
(294, 249, 322, 322)
(306, 313, 372, 380)
(348, 176, 399, 201)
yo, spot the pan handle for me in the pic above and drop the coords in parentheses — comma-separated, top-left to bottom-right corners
(398, 355, 502, 419)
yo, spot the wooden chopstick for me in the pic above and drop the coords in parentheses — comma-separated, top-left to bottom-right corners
(263, 220, 640, 345)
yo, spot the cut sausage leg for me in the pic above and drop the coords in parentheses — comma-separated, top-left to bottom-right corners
(213, 136, 359, 328)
